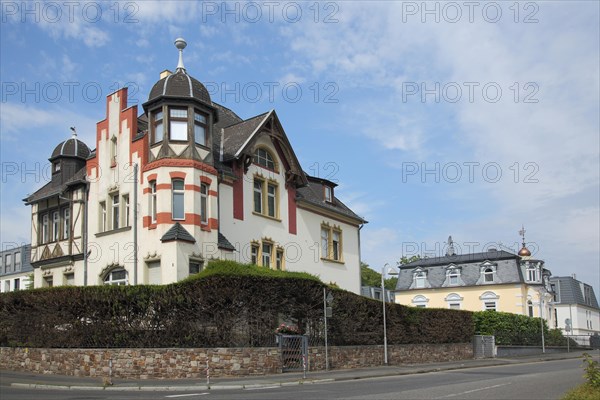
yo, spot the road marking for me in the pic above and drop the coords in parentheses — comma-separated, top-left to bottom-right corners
(165, 393, 209, 398)
(436, 382, 511, 398)
(244, 385, 281, 390)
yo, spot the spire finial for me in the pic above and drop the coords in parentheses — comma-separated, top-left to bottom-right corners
(70, 126, 77, 138)
(519, 225, 526, 247)
(174, 37, 187, 72)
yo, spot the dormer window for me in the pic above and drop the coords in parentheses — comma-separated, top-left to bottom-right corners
(477, 261, 500, 285)
(152, 110, 164, 144)
(484, 268, 494, 282)
(526, 263, 539, 282)
(53, 161, 61, 173)
(324, 186, 333, 202)
(170, 108, 188, 141)
(254, 148, 276, 170)
(411, 268, 429, 289)
(194, 112, 207, 146)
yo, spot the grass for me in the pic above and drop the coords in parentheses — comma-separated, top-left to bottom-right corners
(561, 383, 600, 400)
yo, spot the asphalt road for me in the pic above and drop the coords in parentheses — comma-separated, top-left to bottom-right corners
(0, 358, 585, 400)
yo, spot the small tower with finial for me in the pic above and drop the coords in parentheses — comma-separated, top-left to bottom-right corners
(518, 225, 532, 258)
(174, 37, 187, 72)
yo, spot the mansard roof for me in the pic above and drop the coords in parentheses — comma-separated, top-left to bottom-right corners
(550, 276, 600, 309)
(400, 250, 518, 268)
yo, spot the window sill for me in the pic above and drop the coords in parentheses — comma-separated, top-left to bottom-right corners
(321, 257, 345, 265)
(95, 226, 132, 237)
(252, 212, 281, 222)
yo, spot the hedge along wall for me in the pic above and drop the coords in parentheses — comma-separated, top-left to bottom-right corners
(0, 261, 474, 349)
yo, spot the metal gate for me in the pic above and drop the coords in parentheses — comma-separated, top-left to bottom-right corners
(279, 335, 308, 372)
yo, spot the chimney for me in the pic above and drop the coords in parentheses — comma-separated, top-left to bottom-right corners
(571, 273, 576, 280)
(160, 69, 173, 79)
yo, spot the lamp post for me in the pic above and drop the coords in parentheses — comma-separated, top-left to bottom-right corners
(538, 289, 546, 353)
(323, 288, 333, 371)
(382, 263, 398, 365)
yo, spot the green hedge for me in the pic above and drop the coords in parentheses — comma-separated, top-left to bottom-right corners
(0, 260, 473, 348)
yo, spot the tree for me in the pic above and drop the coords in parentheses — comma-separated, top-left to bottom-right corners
(398, 255, 422, 266)
(361, 262, 398, 290)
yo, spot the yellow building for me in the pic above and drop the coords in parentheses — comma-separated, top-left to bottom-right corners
(394, 237, 554, 325)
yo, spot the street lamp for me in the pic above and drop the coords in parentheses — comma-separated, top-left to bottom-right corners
(538, 289, 546, 353)
(382, 263, 399, 365)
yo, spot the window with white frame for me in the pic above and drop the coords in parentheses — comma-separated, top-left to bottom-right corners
(528, 299, 534, 317)
(324, 186, 333, 202)
(445, 265, 461, 286)
(480, 291, 499, 311)
(99, 201, 107, 232)
(276, 248, 284, 270)
(152, 110, 164, 144)
(111, 193, 120, 229)
(253, 148, 276, 170)
(52, 211, 60, 241)
(170, 108, 188, 141)
(14, 278, 20, 291)
(445, 293, 463, 309)
(200, 183, 208, 224)
(63, 208, 70, 239)
(146, 261, 161, 285)
(150, 181, 157, 223)
(484, 267, 494, 282)
(172, 179, 185, 220)
(42, 213, 49, 243)
(14, 251, 20, 271)
(194, 112, 207, 146)
(262, 242, 273, 268)
(526, 263, 539, 282)
(412, 295, 429, 308)
(123, 194, 130, 227)
(250, 243, 259, 265)
(104, 268, 128, 286)
(412, 269, 428, 289)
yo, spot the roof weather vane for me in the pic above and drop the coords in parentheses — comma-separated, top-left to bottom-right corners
(519, 225, 526, 247)
(70, 126, 77, 137)
(174, 37, 187, 72)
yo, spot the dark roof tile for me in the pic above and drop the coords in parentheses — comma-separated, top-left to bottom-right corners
(160, 223, 196, 243)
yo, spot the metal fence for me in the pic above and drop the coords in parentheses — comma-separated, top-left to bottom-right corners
(278, 334, 308, 373)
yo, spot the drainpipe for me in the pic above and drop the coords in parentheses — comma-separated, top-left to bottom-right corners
(133, 163, 138, 285)
(83, 182, 89, 286)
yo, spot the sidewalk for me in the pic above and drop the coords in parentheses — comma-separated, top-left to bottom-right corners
(1, 350, 594, 392)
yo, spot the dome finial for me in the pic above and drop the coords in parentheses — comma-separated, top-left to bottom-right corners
(174, 37, 187, 72)
(70, 126, 77, 138)
(518, 225, 531, 257)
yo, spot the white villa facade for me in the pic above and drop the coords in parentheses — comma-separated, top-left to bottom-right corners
(25, 39, 365, 293)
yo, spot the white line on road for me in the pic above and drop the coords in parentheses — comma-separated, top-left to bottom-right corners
(436, 383, 511, 398)
(165, 393, 209, 398)
(244, 385, 281, 390)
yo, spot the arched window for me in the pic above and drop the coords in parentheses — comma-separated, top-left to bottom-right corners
(527, 300, 534, 317)
(104, 268, 128, 286)
(445, 293, 463, 310)
(480, 291, 499, 311)
(253, 148, 276, 170)
(484, 268, 494, 282)
(412, 295, 428, 308)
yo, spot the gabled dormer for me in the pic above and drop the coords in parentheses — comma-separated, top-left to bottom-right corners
(409, 267, 431, 289)
(442, 263, 464, 287)
(476, 260, 502, 285)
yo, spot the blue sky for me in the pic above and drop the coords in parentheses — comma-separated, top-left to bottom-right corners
(1, 1, 599, 295)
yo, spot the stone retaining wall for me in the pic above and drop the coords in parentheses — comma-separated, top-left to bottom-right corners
(0, 343, 472, 379)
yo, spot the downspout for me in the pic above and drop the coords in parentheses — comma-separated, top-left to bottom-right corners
(83, 181, 89, 286)
(133, 163, 138, 285)
(358, 222, 364, 294)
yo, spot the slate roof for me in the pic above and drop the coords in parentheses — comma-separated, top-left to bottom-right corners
(219, 112, 270, 162)
(296, 176, 366, 224)
(50, 136, 91, 160)
(148, 70, 211, 105)
(218, 232, 235, 251)
(395, 250, 525, 291)
(160, 223, 196, 243)
(550, 276, 600, 309)
(24, 167, 87, 204)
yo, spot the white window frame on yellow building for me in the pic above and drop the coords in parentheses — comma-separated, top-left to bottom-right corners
(412, 294, 429, 308)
